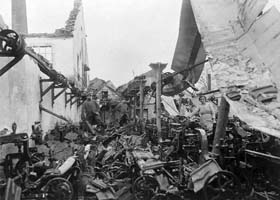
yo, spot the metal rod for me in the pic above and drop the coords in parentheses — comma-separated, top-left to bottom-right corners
(71, 97, 78, 105)
(51, 87, 54, 107)
(139, 80, 144, 131)
(65, 93, 74, 104)
(40, 77, 43, 102)
(0, 54, 24, 77)
(41, 82, 55, 97)
(78, 98, 86, 107)
(197, 85, 245, 96)
(245, 149, 280, 163)
(133, 96, 137, 123)
(39, 105, 69, 122)
(162, 59, 208, 81)
(53, 87, 67, 101)
(65, 92, 67, 108)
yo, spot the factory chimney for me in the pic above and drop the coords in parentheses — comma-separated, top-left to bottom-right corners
(11, 0, 28, 34)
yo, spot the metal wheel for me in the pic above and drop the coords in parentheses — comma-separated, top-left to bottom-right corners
(43, 177, 73, 200)
(132, 175, 159, 200)
(0, 29, 24, 54)
(203, 170, 241, 200)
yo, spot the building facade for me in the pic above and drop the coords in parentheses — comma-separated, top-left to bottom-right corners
(0, 0, 90, 134)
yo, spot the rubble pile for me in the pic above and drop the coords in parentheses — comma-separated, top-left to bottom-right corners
(0, 101, 280, 200)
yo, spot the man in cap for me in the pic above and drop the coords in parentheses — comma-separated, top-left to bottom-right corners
(81, 93, 102, 127)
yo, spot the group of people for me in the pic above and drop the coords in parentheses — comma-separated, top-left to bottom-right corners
(82, 92, 218, 133)
(177, 95, 217, 132)
(81, 94, 129, 129)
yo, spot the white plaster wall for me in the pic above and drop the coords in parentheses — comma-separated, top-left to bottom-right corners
(0, 56, 41, 134)
(0, 4, 89, 134)
(40, 79, 81, 132)
(25, 37, 81, 131)
(26, 37, 74, 77)
(72, 5, 89, 89)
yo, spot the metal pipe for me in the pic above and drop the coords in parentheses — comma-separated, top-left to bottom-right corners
(0, 54, 24, 77)
(133, 96, 137, 123)
(150, 62, 167, 142)
(139, 80, 144, 131)
(162, 59, 208, 81)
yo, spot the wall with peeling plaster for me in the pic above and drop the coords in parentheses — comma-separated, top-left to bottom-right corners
(26, 38, 74, 78)
(25, 37, 81, 131)
(24, 5, 88, 132)
(72, 5, 89, 89)
(0, 56, 41, 134)
(0, 51, 81, 135)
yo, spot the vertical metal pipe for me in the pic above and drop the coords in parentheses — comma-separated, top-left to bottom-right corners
(139, 81, 144, 122)
(133, 96, 137, 123)
(139, 80, 144, 132)
(150, 62, 167, 142)
(156, 65, 162, 141)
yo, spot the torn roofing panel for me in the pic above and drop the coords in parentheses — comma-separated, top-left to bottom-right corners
(171, 0, 206, 84)
(237, 0, 268, 31)
(189, 0, 274, 89)
(239, 6, 280, 93)
(226, 96, 280, 139)
(190, 0, 280, 135)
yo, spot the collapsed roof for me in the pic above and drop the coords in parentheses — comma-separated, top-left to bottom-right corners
(189, 0, 280, 138)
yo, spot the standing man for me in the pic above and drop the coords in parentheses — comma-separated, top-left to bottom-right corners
(114, 100, 129, 127)
(81, 94, 102, 127)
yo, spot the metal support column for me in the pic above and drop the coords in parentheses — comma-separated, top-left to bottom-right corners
(139, 79, 146, 132)
(149, 62, 167, 143)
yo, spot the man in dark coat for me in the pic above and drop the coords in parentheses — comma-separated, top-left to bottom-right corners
(81, 94, 102, 126)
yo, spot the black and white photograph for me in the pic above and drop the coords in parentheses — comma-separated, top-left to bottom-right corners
(0, 0, 280, 199)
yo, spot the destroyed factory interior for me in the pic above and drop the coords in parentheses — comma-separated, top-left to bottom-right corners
(1, 0, 280, 200)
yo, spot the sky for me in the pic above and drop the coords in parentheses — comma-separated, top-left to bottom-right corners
(0, 0, 182, 86)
